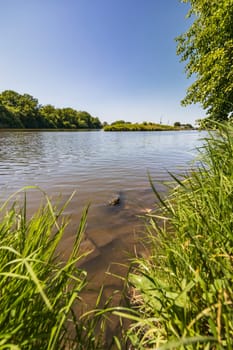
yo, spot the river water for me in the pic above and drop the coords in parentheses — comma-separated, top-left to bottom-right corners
(0, 130, 204, 305)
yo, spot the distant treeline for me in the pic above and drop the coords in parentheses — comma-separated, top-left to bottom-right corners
(0, 90, 102, 129)
(0, 90, 195, 131)
(103, 120, 193, 131)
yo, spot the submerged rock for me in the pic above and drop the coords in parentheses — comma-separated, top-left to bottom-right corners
(108, 194, 121, 206)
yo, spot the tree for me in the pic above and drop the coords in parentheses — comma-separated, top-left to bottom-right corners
(76, 111, 102, 129)
(0, 104, 23, 128)
(0, 90, 41, 128)
(39, 104, 59, 128)
(111, 120, 126, 125)
(176, 0, 233, 121)
(0, 90, 102, 129)
(58, 108, 78, 128)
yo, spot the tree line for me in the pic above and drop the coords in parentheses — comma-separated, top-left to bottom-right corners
(0, 90, 102, 129)
(104, 120, 177, 131)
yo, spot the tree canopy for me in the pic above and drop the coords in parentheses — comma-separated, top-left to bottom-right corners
(0, 90, 102, 129)
(176, 0, 233, 122)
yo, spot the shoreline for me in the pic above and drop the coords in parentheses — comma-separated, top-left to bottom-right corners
(0, 127, 197, 132)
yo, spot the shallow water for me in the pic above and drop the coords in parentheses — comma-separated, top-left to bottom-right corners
(0, 129, 204, 303)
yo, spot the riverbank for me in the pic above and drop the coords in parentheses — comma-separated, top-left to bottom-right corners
(1, 125, 232, 348)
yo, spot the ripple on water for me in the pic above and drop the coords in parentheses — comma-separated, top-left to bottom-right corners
(0, 130, 204, 297)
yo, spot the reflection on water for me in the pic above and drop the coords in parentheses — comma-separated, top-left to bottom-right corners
(0, 130, 204, 299)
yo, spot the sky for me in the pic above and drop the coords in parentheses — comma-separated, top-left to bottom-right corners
(0, 0, 204, 126)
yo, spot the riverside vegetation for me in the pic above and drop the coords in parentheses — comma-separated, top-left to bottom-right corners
(103, 120, 193, 131)
(103, 120, 175, 131)
(0, 190, 112, 350)
(115, 122, 233, 349)
(0, 90, 102, 129)
(0, 122, 232, 349)
(1, 0, 232, 346)
(0, 90, 192, 131)
(0, 190, 90, 349)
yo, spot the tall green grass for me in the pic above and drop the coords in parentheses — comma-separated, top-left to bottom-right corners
(117, 124, 233, 349)
(0, 189, 106, 350)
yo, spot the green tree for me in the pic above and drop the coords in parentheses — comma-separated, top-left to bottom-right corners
(77, 111, 91, 128)
(0, 90, 102, 129)
(58, 107, 78, 128)
(91, 116, 102, 129)
(0, 90, 41, 128)
(111, 120, 126, 125)
(39, 104, 58, 128)
(176, 0, 233, 121)
(0, 104, 23, 128)
(77, 111, 102, 129)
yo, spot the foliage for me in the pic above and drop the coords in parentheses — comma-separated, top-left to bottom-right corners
(0, 90, 102, 129)
(110, 120, 128, 125)
(0, 90, 43, 128)
(104, 122, 175, 131)
(176, 0, 233, 121)
(0, 104, 23, 128)
(117, 123, 233, 349)
(0, 189, 108, 349)
(174, 121, 194, 129)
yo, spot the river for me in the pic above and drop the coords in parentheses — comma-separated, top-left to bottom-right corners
(0, 129, 204, 306)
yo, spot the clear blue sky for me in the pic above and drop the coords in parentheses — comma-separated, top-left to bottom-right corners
(0, 0, 204, 125)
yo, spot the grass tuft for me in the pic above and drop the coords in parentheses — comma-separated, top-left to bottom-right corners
(121, 123, 233, 349)
(0, 189, 101, 349)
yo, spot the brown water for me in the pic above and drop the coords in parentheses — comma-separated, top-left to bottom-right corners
(0, 130, 204, 306)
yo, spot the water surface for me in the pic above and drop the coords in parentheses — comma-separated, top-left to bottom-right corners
(0, 130, 204, 303)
